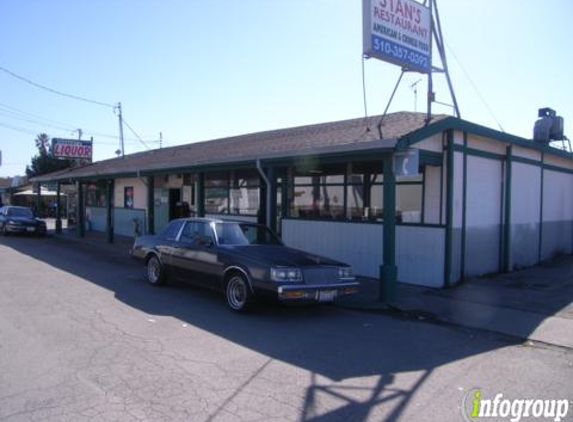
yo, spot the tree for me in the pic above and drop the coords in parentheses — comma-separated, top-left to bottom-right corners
(26, 133, 73, 178)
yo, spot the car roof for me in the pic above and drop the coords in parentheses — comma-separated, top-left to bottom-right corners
(171, 217, 260, 225)
(5, 206, 31, 210)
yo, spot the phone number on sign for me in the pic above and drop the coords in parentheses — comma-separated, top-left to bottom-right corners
(373, 38, 429, 70)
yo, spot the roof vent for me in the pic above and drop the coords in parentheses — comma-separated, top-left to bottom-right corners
(533, 107, 564, 143)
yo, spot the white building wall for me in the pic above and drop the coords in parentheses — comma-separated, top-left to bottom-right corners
(464, 155, 502, 277)
(414, 133, 443, 152)
(510, 162, 541, 268)
(513, 146, 541, 161)
(541, 170, 573, 259)
(467, 135, 506, 155)
(281, 219, 445, 287)
(423, 165, 441, 224)
(114, 178, 147, 209)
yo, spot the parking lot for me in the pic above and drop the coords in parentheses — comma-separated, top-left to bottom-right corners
(0, 233, 571, 422)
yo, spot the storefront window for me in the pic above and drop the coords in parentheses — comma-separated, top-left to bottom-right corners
(230, 170, 259, 215)
(287, 161, 424, 223)
(290, 164, 345, 219)
(86, 182, 106, 207)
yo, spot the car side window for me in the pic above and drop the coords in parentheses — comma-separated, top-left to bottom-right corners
(159, 221, 183, 240)
(179, 222, 198, 244)
(178, 222, 213, 244)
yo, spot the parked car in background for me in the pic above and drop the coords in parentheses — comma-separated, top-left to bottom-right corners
(131, 218, 359, 312)
(0, 206, 47, 236)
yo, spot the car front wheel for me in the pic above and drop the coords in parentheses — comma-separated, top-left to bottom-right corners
(226, 274, 254, 312)
(146, 255, 165, 286)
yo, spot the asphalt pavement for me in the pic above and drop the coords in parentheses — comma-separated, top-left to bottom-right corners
(0, 230, 571, 421)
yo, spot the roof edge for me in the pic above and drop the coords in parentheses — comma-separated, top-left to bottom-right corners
(398, 116, 573, 160)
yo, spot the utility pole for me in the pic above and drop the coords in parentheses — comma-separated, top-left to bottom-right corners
(159, 132, 163, 149)
(117, 102, 125, 157)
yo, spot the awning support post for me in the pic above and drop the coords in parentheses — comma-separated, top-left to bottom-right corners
(380, 152, 397, 302)
(76, 181, 85, 238)
(105, 179, 114, 243)
(55, 182, 62, 234)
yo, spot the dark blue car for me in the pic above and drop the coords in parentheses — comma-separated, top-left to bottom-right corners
(131, 218, 359, 312)
(0, 206, 47, 236)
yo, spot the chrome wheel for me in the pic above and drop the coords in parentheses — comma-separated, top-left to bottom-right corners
(146, 255, 163, 285)
(226, 275, 252, 312)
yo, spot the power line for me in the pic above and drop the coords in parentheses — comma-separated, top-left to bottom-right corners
(122, 117, 152, 150)
(0, 65, 115, 108)
(444, 43, 505, 132)
(0, 101, 155, 144)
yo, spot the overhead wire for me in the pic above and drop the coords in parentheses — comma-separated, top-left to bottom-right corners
(122, 117, 152, 150)
(444, 43, 505, 132)
(0, 65, 160, 151)
(0, 66, 115, 108)
(0, 101, 154, 145)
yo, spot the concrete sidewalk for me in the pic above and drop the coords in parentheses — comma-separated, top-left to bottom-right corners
(47, 225, 573, 349)
(337, 258, 573, 349)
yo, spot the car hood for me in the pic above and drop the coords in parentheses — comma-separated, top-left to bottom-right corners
(7, 216, 41, 224)
(225, 245, 345, 267)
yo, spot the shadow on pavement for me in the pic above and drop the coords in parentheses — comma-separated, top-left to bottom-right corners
(1, 233, 526, 422)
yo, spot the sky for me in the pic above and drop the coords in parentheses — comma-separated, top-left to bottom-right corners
(0, 0, 572, 178)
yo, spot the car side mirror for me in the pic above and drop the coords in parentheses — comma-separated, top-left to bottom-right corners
(197, 235, 213, 247)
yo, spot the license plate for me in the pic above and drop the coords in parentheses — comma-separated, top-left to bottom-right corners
(26, 227, 35, 232)
(318, 290, 337, 302)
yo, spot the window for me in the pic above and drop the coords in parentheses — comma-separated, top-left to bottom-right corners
(86, 182, 106, 207)
(214, 222, 281, 246)
(286, 160, 425, 224)
(205, 170, 260, 216)
(290, 164, 345, 219)
(159, 220, 184, 240)
(205, 171, 229, 214)
(179, 221, 213, 243)
(230, 170, 259, 215)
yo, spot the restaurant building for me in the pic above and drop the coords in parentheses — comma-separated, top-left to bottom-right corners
(32, 112, 573, 291)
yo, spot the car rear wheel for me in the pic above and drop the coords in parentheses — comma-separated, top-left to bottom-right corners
(146, 255, 165, 286)
(226, 274, 254, 312)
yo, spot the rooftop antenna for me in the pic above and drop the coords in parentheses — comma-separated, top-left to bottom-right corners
(410, 79, 423, 112)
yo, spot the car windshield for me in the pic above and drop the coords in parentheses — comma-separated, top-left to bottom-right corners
(214, 222, 281, 246)
(8, 208, 33, 218)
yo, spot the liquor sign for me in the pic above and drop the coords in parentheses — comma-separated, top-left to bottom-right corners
(52, 138, 93, 161)
(363, 0, 432, 73)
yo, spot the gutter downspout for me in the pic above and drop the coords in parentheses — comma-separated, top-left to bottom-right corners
(256, 159, 271, 228)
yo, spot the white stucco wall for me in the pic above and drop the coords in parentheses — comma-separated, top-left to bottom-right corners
(464, 155, 502, 277)
(281, 219, 445, 287)
(114, 178, 147, 209)
(510, 162, 542, 268)
(467, 134, 507, 155)
(423, 165, 441, 225)
(541, 169, 573, 259)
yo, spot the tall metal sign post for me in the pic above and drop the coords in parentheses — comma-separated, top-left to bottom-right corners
(363, 0, 460, 122)
(362, 0, 459, 302)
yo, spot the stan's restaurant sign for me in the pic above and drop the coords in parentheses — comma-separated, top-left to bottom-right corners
(52, 138, 93, 161)
(363, 0, 431, 73)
